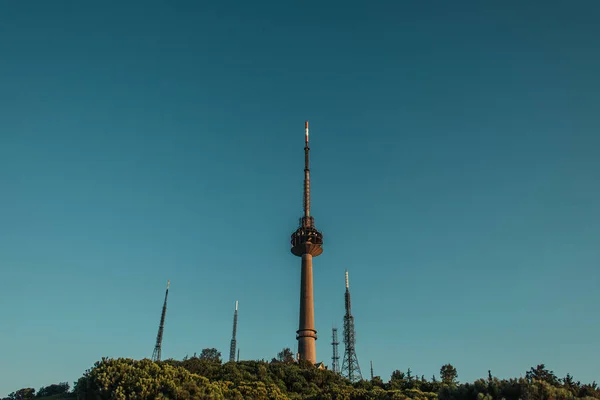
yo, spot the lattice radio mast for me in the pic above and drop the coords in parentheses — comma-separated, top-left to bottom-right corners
(331, 327, 340, 373)
(151, 280, 170, 362)
(229, 301, 238, 362)
(341, 270, 362, 381)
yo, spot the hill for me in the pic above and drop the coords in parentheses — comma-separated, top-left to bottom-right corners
(4, 350, 599, 400)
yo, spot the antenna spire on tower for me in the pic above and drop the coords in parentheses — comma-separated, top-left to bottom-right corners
(303, 120, 311, 218)
(305, 120, 309, 144)
(345, 270, 349, 289)
(152, 280, 170, 362)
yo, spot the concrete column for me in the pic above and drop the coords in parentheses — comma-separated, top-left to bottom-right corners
(297, 253, 317, 363)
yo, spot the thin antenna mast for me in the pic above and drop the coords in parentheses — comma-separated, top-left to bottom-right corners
(304, 121, 310, 218)
(332, 327, 340, 373)
(152, 280, 170, 362)
(229, 301, 238, 362)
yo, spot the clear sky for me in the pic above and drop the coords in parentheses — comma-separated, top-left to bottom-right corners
(1, 0, 599, 395)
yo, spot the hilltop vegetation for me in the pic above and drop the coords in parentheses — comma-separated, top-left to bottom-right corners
(4, 349, 599, 400)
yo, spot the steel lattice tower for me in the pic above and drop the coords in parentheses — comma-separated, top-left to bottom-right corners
(152, 280, 170, 362)
(229, 301, 238, 362)
(290, 121, 324, 364)
(331, 327, 340, 373)
(341, 271, 362, 381)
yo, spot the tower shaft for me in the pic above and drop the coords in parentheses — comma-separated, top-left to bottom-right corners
(332, 328, 340, 373)
(152, 280, 170, 362)
(341, 271, 362, 381)
(291, 121, 323, 364)
(297, 254, 316, 361)
(229, 301, 238, 363)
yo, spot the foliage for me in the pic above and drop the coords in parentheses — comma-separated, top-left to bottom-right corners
(439, 364, 458, 385)
(276, 348, 296, 364)
(36, 383, 70, 398)
(3, 389, 35, 400)
(5, 351, 600, 400)
(526, 364, 560, 386)
(199, 348, 223, 364)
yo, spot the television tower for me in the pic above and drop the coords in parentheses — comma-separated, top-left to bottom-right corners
(341, 270, 362, 381)
(290, 121, 324, 364)
(229, 301, 238, 363)
(152, 280, 170, 362)
(331, 327, 340, 373)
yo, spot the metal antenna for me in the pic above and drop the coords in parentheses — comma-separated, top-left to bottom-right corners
(332, 327, 340, 373)
(370, 360, 374, 380)
(303, 121, 310, 218)
(229, 301, 238, 362)
(341, 270, 362, 381)
(152, 280, 170, 362)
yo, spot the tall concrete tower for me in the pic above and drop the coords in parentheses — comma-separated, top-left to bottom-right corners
(290, 121, 324, 364)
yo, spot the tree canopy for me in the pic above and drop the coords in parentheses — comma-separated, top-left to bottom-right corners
(3, 350, 599, 400)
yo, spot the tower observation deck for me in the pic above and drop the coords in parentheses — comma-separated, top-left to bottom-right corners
(290, 121, 324, 364)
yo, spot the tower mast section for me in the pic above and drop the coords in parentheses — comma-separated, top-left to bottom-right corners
(229, 301, 239, 363)
(152, 280, 170, 362)
(304, 121, 310, 218)
(331, 327, 340, 373)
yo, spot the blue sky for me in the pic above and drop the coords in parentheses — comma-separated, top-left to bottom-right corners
(1, 0, 599, 395)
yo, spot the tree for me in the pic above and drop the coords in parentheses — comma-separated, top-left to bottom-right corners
(199, 348, 222, 363)
(74, 357, 228, 399)
(563, 373, 580, 395)
(391, 370, 406, 382)
(371, 376, 384, 388)
(276, 347, 295, 364)
(525, 364, 559, 386)
(440, 364, 458, 385)
(36, 382, 69, 397)
(404, 368, 416, 389)
(6, 389, 35, 400)
(579, 381, 599, 398)
(389, 369, 406, 390)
